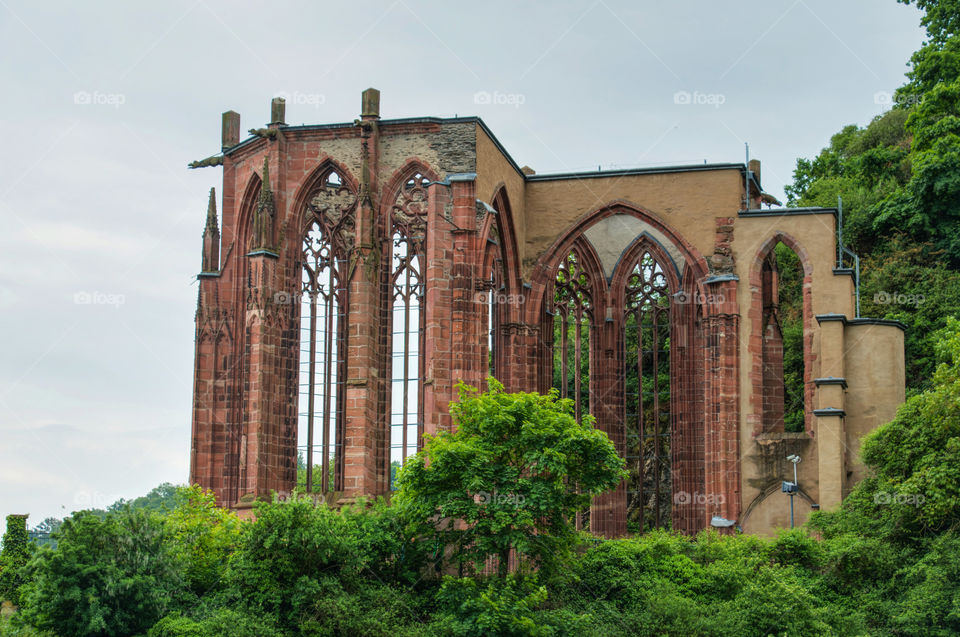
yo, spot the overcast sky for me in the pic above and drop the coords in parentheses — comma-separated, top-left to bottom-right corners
(0, 0, 924, 525)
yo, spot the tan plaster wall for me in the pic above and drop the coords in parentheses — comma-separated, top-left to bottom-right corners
(844, 323, 906, 492)
(521, 169, 744, 275)
(741, 433, 819, 535)
(731, 213, 857, 516)
(740, 487, 817, 537)
(475, 125, 527, 260)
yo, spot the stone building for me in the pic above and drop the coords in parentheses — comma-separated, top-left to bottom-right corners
(189, 89, 905, 536)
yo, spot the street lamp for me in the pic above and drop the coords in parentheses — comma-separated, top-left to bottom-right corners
(782, 454, 801, 528)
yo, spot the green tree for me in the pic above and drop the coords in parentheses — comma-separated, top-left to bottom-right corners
(785, 42, 960, 393)
(163, 486, 242, 598)
(108, 482, 182, 514)
(898, 0, 960, 46)
(19, 510, 182, 637)
(225, 496, 427, 633)
(859, 317, 960, 531)
(394, 379, 626, 578)
(0, 515, 30, 605)
(295, 451, 335, 492)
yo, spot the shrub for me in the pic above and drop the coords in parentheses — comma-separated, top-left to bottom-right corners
(19, 510, 182, 637)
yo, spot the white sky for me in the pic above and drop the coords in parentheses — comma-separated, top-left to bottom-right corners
(0, 0, 924, 525)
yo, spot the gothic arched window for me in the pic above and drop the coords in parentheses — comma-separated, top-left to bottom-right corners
(552, 249, 592, 421)
(483, 222, 505, 379)
(624, 251, 671, 531)
(761, 242, 805, 433)
(298, 169, 355, 493)
(389, 171, 428, 478)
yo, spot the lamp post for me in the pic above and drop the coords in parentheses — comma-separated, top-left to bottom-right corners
(782, 454, 802, 528)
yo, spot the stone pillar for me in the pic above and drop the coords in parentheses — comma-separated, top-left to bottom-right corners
(671, 276, 706, 534)
(450, 177, 484, 395)
(192, 186, 238, 506)
(815, 314, 847, 510)
(190, 282, 219, 492)
(701, 275, 741, 531)
(240, 252, 295, 501)
(423, 180, 455, 436)
(590, 309, 627, 538)
(270, 97, 286, 126)
(221, 111, 240, 150)
(501, 321, 540, 393)
(342, 88, 388, 498)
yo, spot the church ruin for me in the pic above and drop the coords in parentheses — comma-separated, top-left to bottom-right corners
(189, 89, 905, 536)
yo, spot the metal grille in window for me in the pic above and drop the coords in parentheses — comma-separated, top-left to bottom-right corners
(485, 223, 504, 379)
(299, 224, 348, 493)
(624, 252, 671, 531)
(389, 172, 428, 484)
(552, 248, 593, 531)
(552, 249, 592, 421)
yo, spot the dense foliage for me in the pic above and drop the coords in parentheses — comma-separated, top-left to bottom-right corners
(394, 380, 626, 578)
(786, 0, 960, 394)
(1, 329, 959, 635)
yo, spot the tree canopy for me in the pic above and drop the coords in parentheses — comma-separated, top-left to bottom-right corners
(394, 379, 626, 578)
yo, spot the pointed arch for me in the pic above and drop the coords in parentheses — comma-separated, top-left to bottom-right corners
(529, 201, 713, 535)
(236, 168, 263, 255)
(546, 237, 604, 419)
(290, 159, 358, 495)
(749, 232, 814, 435)
(297, 221, 349, 493)
(612, 237, 677, 532)
(525, 200, 710, 324)
(478, 186, 522, 380)
(290, 157, 360, 239)
(381, 160, 441, 477)
(379, 159, 441, 235)
(487, 185, 522, 318)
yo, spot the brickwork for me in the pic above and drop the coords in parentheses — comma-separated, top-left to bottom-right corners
(189, 91, 904, 536)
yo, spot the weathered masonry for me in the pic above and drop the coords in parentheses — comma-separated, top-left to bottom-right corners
(189, 89, 905, 536)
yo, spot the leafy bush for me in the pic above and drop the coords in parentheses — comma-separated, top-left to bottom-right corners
(147, 609, 278, 637)
(394, 380, 626, 578)
(163, 486, 242, 598)
(19, 510, 183, 637)
(428, 575, 554, 637)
